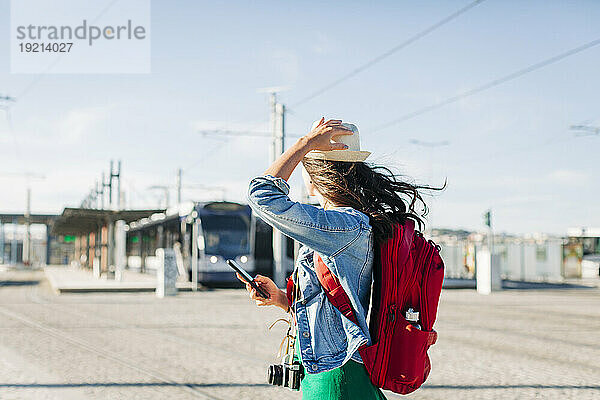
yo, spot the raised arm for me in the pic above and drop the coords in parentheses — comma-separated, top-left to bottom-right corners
(248, 176, 368, 256)
(264, 118, 350, 180)
(248, 118, 368, 256)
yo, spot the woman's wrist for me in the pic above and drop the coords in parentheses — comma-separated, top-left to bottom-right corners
(294, 136, 312, 156)
(263, 136, 312, 181)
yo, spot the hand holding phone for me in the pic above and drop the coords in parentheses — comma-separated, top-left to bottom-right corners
(227, 259, 270, 299)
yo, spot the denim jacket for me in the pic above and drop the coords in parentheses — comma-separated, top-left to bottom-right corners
(247, 175, 374, 374)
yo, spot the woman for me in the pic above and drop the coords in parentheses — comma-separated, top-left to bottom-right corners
(239, 118, 432, 399)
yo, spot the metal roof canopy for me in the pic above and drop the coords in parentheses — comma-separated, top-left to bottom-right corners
(51, 208, 164, 235)
(127, 213, 181, 233)
(0, 213, 58, 225)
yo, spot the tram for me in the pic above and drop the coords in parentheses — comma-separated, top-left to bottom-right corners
(126, 201, 295, 285)
(194, 201, 255, 283)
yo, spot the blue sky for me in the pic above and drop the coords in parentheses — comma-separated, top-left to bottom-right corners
(0, 0, 599, 235)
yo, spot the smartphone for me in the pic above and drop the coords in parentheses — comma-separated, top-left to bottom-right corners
(227, 259, 270, 299)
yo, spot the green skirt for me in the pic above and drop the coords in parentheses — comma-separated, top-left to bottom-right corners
(294, 337, 387, 400)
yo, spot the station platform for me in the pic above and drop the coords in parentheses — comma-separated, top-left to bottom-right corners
(37, 266, 600, 294)
(44, 265, 195, 293)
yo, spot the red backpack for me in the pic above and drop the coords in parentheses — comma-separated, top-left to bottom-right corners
(313, 219, 444, 395)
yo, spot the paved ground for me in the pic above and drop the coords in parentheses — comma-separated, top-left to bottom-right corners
(43, 266, 192, 293)
(0, 269, 599, 400)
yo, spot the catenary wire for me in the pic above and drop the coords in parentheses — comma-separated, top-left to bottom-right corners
(291, 0, 488, 108)
(14, 0, 121, 101)
(370, 37, 600, 134)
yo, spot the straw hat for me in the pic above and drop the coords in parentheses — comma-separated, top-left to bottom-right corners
(304, 120, 371, 162)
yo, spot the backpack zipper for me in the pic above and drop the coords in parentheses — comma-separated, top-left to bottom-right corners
(387, 304, 396, 323)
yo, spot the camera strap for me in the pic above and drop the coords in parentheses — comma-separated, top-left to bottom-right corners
(268, 265, 300, 360)
(268, 318, 293, 358)
(289, 265, 301, 361)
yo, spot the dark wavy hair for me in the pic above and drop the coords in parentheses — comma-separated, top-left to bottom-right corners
(301, 158, 445, 245)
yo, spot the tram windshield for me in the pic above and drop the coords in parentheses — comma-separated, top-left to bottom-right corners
(200, 214, 251, 257)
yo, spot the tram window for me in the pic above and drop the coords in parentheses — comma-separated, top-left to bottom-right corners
(200, 214, 251, 254)
(200, 215, 249, 232)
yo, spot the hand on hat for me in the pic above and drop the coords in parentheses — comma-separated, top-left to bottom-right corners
(304, 117, 354, 152)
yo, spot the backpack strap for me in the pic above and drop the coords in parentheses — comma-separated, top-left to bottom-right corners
(313, 253, 360, 326)
(285, 275, 295, 309)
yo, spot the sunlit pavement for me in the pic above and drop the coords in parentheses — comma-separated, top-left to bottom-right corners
(1, 269, 599, 400)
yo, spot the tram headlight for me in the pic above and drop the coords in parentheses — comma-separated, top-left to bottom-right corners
(240, 255, 248, 263)
(210, 256, 218, 264)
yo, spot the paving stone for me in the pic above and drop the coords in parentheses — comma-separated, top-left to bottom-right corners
(0, 270, 598, 400)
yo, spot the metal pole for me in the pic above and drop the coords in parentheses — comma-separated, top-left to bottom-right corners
(108, 160, 114, 209)
(176, 168, 182, 205)
(138, 231, 144, 273)
(107, 220, 114, 278)
(23, 187, 31, 266)
(191, 217, 199, 292)
(180, 217, 189, 275)
(276, 103, 285, 154)
(11, 217, 17, 264)
(114, 220, 126, 281)
(0, 221, 4, 264)
(157, 225, 164, 249)
(100, 173, 106, 209)
(45, 226, 51, 266)
(95, 180, 100, 209)
(269, 92, 277, 165)
(117, 160, 122, 210)
(271, 98, 287, 288)
(488, 210, 493, 257)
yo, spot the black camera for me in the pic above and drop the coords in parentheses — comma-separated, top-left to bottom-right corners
(267, 354, 305, 391)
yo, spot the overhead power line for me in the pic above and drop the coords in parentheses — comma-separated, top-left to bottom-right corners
(371, 37, 600, 133)
(184, 139, 228, 172)
(291, 0, 488, 108)
(14, 0, 121, 101)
